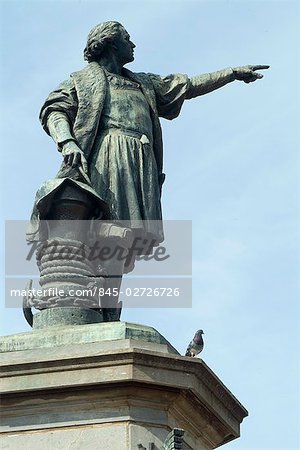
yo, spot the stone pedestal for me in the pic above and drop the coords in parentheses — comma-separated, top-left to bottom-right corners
(0, 322, 248, 449)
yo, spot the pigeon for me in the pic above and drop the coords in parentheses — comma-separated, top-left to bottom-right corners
(185, 329, 204, 357)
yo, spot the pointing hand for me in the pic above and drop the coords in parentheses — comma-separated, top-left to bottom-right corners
(233, 65, 270, 83)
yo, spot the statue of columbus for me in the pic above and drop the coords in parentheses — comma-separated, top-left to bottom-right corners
(25, 21, 268, 324)
(35, 21, 268, 242)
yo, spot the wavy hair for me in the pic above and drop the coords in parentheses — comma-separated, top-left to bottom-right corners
(83, 21, 123, 63)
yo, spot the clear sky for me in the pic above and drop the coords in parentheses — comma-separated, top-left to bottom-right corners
(0, 1, 299, 449)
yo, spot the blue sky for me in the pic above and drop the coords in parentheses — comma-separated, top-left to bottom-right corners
(0, 1, 299, 449)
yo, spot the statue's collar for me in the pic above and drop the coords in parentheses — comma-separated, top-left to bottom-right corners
(92, 64, 138, 83)
(122, 67, 139, 83)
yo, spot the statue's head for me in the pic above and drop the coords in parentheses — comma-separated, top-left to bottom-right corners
(84, 21, 135, 65)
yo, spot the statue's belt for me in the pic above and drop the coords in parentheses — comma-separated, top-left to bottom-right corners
(100, 127, 151, 145)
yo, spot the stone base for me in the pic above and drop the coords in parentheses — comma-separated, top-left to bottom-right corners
(32, 307, 104, 328)
(0, 323, 248, 449)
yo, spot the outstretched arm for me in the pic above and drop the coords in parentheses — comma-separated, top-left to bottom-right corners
(186, 65, 269, 99)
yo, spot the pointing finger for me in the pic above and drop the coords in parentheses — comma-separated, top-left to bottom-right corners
(252, 65, 270, 71)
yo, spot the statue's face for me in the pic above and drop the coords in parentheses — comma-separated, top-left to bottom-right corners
(114, 27, 135, 65)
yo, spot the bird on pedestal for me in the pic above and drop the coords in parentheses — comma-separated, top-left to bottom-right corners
(185, 329, 204, 357)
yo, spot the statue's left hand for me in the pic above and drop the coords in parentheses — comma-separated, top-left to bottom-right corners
(233, 65, 270, 83)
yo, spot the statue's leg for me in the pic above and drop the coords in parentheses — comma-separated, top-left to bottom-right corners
(94, 223, 137, 322)
(100, 259, 124, 322)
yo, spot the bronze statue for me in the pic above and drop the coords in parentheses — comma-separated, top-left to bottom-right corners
(25, 21, 269, 326)
(38, 21, 268, 239)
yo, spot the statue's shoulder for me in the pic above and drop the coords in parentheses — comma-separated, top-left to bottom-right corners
(132, 71, 151, 80)
(70, 62, 105, 82)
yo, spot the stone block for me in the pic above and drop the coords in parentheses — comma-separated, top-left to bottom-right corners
(0, 322, 248, 449)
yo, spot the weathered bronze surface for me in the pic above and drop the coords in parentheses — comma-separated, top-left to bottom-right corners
(26, 21, 268, 324)
(36, 22, 268, 234)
